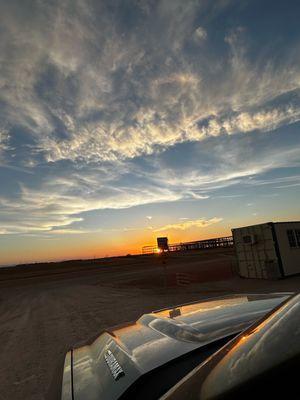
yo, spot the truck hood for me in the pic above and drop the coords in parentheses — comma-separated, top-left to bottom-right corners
(61, 293, 291, 400)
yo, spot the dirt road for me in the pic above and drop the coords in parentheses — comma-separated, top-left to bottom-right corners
(0, 275, 222, 400)
(1, 251, 300, 400)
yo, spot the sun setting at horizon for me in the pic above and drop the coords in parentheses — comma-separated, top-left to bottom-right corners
(0, 0, 299, 266)
(1, 3, 300, 400)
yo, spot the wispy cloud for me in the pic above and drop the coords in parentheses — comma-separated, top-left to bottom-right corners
(245, 174, 300, 187)
(275, 183, 300, 189)
(0, 176, 182, 234)
(1, 1, 300, 165)
(193, 26, 207, 43)
(0, 130, 10, 157)
(154, 217, 223, 232)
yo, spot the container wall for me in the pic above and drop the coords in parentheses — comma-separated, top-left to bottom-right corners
(232, 223, 280, 279)
(274, 222, 300, 276)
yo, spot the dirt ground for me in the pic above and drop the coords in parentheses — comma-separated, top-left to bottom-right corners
(1, 249, 300, 400)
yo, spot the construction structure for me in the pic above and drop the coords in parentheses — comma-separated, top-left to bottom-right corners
(142, 236, 233, 254)
(232, 221, 300, 279)
(157, 237, 169, 252)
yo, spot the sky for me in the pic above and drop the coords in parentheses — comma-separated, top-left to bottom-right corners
(0, 0, 300, 265)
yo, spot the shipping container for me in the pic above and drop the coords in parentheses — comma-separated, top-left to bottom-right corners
(232, 221, 300, 279)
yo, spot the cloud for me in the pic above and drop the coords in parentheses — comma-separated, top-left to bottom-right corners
(0, 1, 300, 237)
(0, 174, 214, 235)
(1, 1, 300, 165)
(0, 129, 10, 158)
(146, 133, 300, 193)
(193, 26, 207, 42)
(1, 127, 299, 235)
(275, 183, 300, 189)
(245, 174, 300, 187)
(154, 217, 223, 232)
(30, 92, 300, 165)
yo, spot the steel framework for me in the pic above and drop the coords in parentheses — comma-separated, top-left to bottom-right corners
(142, 236, 233, 254)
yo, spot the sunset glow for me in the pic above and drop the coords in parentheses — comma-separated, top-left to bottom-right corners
(0, 0, 299, 265)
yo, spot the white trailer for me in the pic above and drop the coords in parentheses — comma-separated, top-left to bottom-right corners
(232, 221, 300, 279)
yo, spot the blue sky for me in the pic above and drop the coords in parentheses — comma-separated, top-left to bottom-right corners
(0, 0, 299, 264)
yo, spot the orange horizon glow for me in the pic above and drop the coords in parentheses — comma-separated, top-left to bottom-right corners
(1, 225, 232, 266)
(1, 1, 300, 271)
(2, 211, 299, 266)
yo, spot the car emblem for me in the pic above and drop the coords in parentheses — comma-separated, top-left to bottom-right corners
(104, 350, 125, 381)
